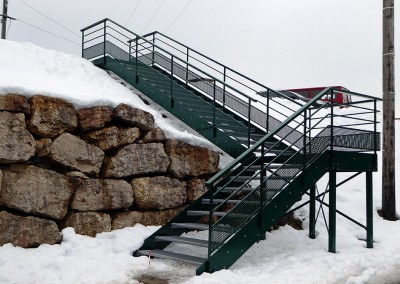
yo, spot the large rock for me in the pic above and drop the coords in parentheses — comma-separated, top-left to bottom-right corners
(113, 103, 154, 132)
(50, 133, 105, 176)
(142, 127, 166, 143)
(60, 212, 111, 237)
(71, 178, 133, 211)
(0, 165, 76, 220)
(35, 138, 52, 157)
(83, 126, 120, 151)
(112, 207, 185, 229)
(118, 127, 141, 146)
(27, 95, 78, 138)
(164, 139, 220, 178)
(0, 111, 36, 163)
(0, 211, 61, 247)
(103, 143, 170, 178)
(131, 176, 186, 210)
(83, 126, 140, 151)
(186, 178, 207, 202)
(0, 94, 30, 115)
(77, 106, 113, 132)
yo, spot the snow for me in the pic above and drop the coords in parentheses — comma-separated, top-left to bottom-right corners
(0, 40, 399, 284)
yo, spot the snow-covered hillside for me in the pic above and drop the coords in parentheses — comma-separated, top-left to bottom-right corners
(0, 40, 399, 284)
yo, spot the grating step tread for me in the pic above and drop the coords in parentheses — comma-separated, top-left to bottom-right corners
(218, 186, 256, 192)
(137, 249, 206, 265)
(171, 222, 209, 230)
(188, 210, 226, 217)
(155, 236, 208, 247)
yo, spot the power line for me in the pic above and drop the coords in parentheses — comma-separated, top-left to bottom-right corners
(164, 0, 193, 33)
(17, 18, 80, 45)
(125, 0, 141, 27)
(17, 0, 80, 38)
(141, 0, 166, 34)
(6, 18, 11, 37)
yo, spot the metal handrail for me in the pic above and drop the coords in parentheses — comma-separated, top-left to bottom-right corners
(143, 31, 302, 106)
(206, 87, 380, 256)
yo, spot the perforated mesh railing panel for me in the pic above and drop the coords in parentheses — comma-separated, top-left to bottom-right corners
(83, 41, 130, 61)
(209, 126, 380, 253)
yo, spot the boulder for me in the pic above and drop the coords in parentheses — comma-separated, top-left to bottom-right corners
(0, 165, 76, 220)
(0, 94, 30, 115)
(113, 103, 154, 132)
(77, 106, 113, 132)
(131, 176, 186, 210)
(112, 207, 185, 229)
(27, 95, 78, 138)
(0, 111, 36, 163)
(35, 138, 52, 157)
(50, 133, 104, 176)
(84, 126, 141, 151)
(164, 139, 220, 178)
(71, 178, 133, 211)
(103, 143, 169, 178)
(60, 212, 111, 237)
(142, 127, 166, 143)
(186, 178, 207, 202)
(0, 211, 61, 248)
(83, 126, 120, 151)
(118, 127, 140, 146)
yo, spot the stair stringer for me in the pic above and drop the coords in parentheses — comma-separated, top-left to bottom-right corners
(99, 57, 251, 157)
(133, 165, 245, 254)
(196, 151, 330, 275)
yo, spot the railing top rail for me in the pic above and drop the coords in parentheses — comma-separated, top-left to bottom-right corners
(142, 31, 301, 105)
(82, 19, 261, 103)
(206, 87, 380, 186)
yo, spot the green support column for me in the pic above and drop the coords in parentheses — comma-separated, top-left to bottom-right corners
(366, 171, 374, 248)
(328, 171, 336, 253)
(309, 185, 316, 239)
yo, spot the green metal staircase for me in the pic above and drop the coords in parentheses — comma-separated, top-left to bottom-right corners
(81, 19, 381, 275)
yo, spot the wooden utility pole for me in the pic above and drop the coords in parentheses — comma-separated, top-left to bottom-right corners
(1, 0, 8, 39)
(382, 0, 396, 221)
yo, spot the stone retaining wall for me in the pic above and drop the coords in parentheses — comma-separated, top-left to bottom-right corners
(0, 94, 219, 247)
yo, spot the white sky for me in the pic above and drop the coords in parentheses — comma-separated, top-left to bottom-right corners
(4, 0, 400, 115)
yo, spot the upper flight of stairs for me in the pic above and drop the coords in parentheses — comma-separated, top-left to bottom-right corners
(81, 19, 381, 275)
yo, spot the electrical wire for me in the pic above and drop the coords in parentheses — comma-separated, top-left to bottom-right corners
(164, 0, 193, 33)
(6, 18, 12, 38)
(141, 0, 166, 34)
(17, 18, 80, 45)
(17, 0, 80, 38)
(125, 0, 141, 27)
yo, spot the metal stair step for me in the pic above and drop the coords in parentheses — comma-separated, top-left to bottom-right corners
(187, 210, 226, 217)
(155, 236, 208, 247)
(171, 222, 209, 230)
(202, 198, 258, 205)
(218, 186, 256, 193)
(137, 249, 206, 265)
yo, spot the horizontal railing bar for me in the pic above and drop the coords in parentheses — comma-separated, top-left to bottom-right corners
(83, 26, 104, 38)
(81, 18, 108, 32)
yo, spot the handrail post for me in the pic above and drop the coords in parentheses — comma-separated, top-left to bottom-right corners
(259, 144, 265, 229)
(81, 30, 84, 58)
(208, 184, 213, 270)
(302, 109, 307, 185)
(213, 80, 217, 137)
(222, 67, 226, 108)
(185, 48, 189, 86)
(373, 99, 377, 156)
(128, 41, 132, 63)
(266, 89, 270, 132)
(247, 98, 251, 147)
(170, 55, 174, 108)
(330, 89, 334, 154)
(135, 36, 139, 83)
(103, 20, 106, 65)
(152, 33, 155, 66)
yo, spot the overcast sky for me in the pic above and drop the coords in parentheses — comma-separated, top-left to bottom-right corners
(4, 0, 400, 115)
